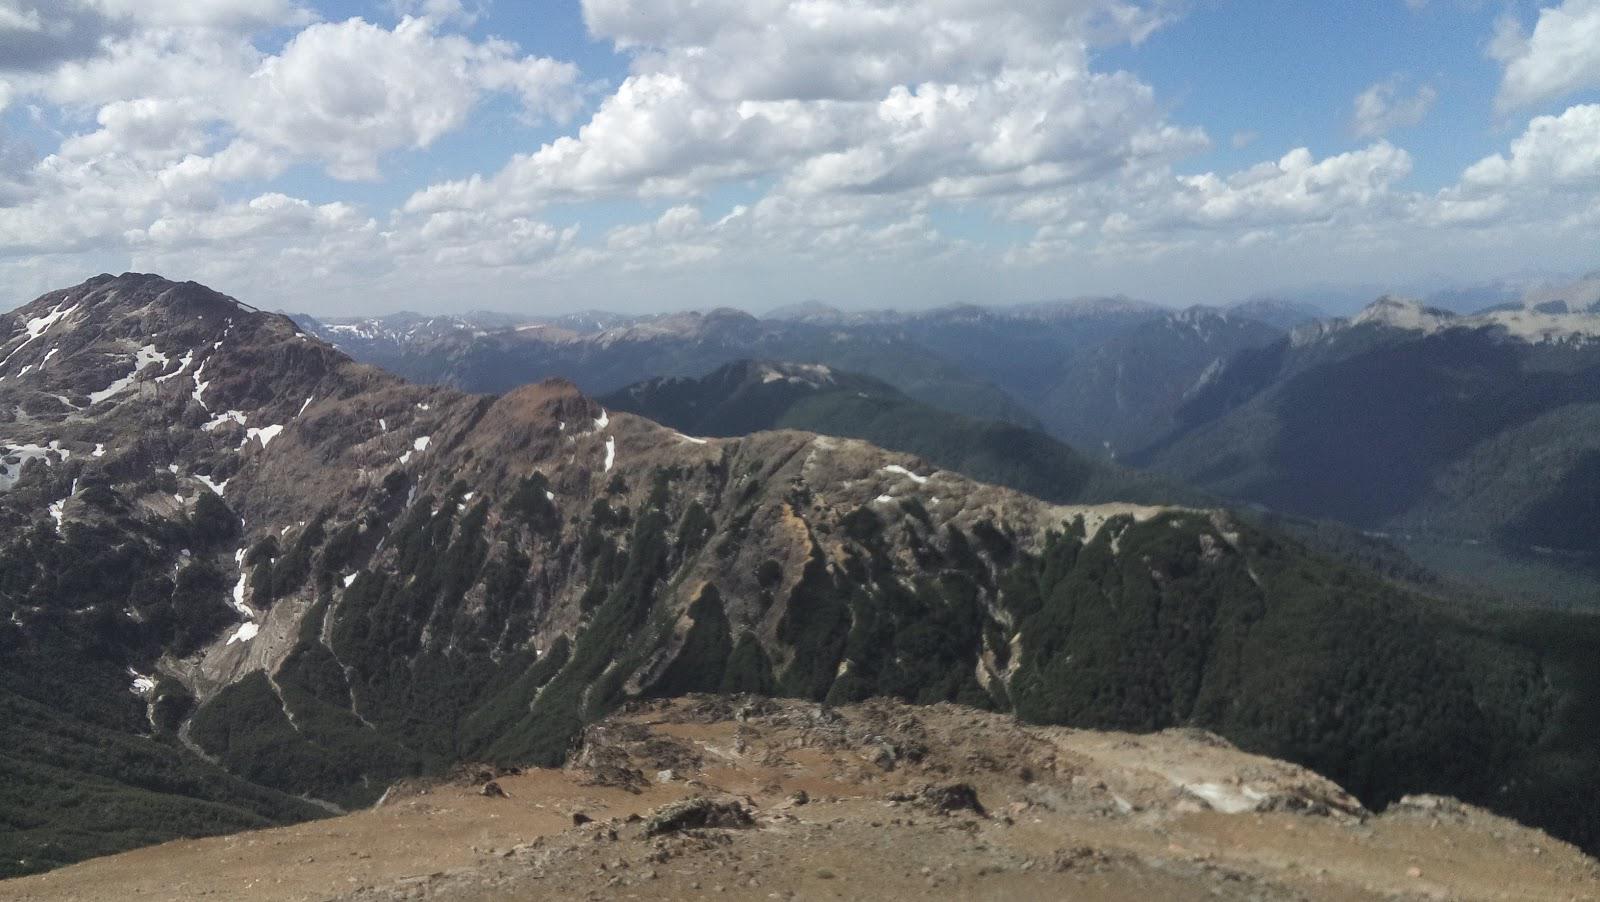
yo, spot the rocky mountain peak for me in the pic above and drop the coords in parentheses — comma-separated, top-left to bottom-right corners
(1291, 292, 1600, 347)
(1349, 295, 1457, 332)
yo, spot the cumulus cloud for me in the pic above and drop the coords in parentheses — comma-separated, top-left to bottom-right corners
(1002, 141, 1416, 266)
(91, 0, 316, 28)
(595, 193, 957, 271)
(1492, 0, 1600, 111)
(1462, 103, 1600, 189)
(0, 3, 583, 294)
(10, 11, 580, 183)
(407, 0, 1202, 215)
(2, 0, 1599, 313)
(583, 0, 1169, 100)
(240, 17, 580, 179)
(1351, 78, 1437, 137)
(391, 208, 579, 268)
(0, 1, 117, 73)
(128, 193, 388, 298)
(387, 0, 483, 25)
(131, 192, 368, 249)
(0, 0, 316, 76)
(1156, 144, 1414, 229)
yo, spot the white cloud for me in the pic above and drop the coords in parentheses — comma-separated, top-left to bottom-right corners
(89, 0, 316, 28)
(1350, 77, 1437, 137)
(126, 192, 388, 296)
(0, 4, 585, 296)
(407, 0, 1202, 214)
(57, 97, 214, 164)
(1160, 144, 1414, 229)
(1492, 0, 1600, 111)
(782, 70, 1206, 199)
(131, 192, 369, 248)
(594, 193, 958, 271)
(1461, 103, 1600, 189)
(40, 26, 263, 109)
(0, 3, 43, 33)
(387, 0, 483, 25)
(1007, 142, 1414, 247)
(15, 14, 579, 182)
(583, 0, 1169, 100)
(392, 208, 579, 268)
(3, 0, 1600, 315)
(0, 0, 314, 78)
(240, 17, 579, 180)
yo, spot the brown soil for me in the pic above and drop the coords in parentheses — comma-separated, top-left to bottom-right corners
(4, 696, 1596, 901)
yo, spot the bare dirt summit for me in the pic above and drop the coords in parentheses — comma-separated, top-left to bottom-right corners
(4, 696, 1597, 902)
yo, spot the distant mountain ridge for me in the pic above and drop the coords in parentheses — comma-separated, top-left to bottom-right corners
(295, 305, 1048, 431)
(298, 295, 1305, 455)
(603, 359, 1197, 507)
(1135, 294, 1600, 602)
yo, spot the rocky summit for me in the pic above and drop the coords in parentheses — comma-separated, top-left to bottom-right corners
(4, 696, 1597, 901)
(1, 275, 1598, 888)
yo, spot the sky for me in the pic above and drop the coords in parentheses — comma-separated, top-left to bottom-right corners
(0, 0, 1597, 316)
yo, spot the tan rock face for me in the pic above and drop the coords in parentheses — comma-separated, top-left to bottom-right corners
(3, 696, 1594, 902)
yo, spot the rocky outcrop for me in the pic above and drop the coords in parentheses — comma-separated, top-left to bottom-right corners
(5, 697, 1595, 902)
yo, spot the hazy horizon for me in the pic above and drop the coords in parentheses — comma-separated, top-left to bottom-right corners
(7, 265, 1593, 322)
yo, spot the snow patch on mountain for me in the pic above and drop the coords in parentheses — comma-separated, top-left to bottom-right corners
(24, 302, 78, 340)
(202, 410, 247, 431)
(229, 569, 252, 619)
(0, 441, 67, 490)
(155, 349, 194, 382)
(191, 358, 211, 409)
(1, 303, 80, 373)
(88, 345, 168, 404)
(243, 424, 284, 448)
(881, 464, 930, 485)
(128, 669, 156, 695)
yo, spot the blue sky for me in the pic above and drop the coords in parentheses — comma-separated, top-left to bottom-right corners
(0, 0, 1597, 315)
(1110, 3, 1494, 185)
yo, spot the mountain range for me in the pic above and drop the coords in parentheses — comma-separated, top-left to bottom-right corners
(299, 291, 1600, 607)
(2, 274, 1598, 880)
(295, 297, 1310, 457)
(1134, 296, 1600, 603)
(291, 307, 1048, 433)
(601, 359, 1195, 507)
